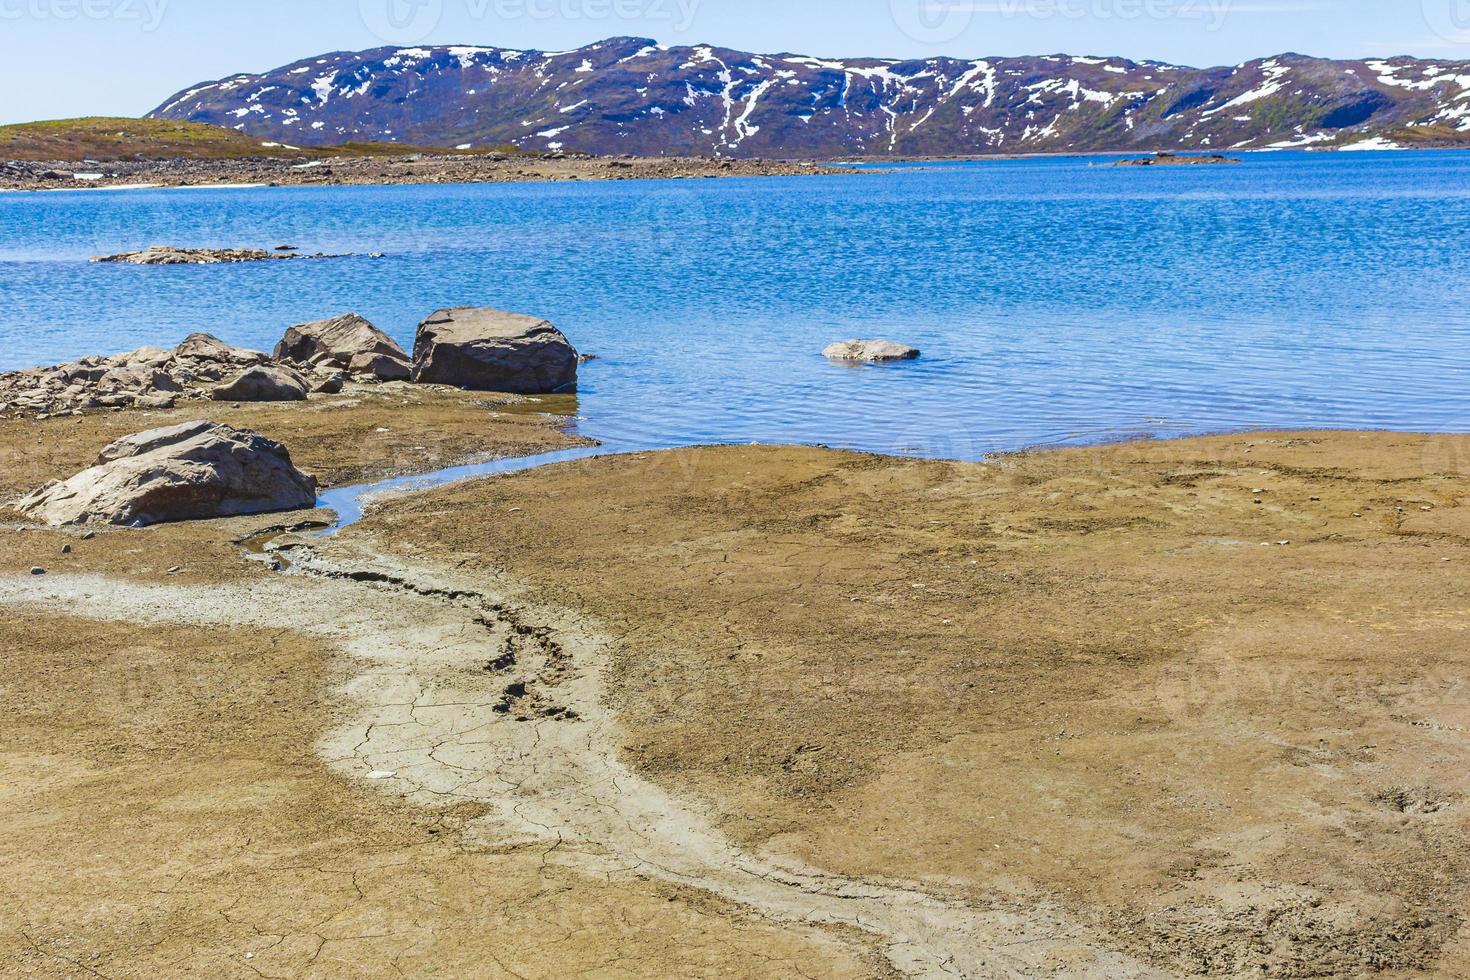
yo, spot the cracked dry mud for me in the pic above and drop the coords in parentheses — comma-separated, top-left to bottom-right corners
(10, 428, 1470, 977)
(0, 535, 1146, 979)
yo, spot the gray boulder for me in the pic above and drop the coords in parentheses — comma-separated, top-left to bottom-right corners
(349, 351, 411, 381)
(411, 307, 578, 394)
(17, 421, 317, 527)
(173, 332, 268, 368)
(822, 340, 921, 363)
(210, 365, 309, 402)
(275, 313, 412, 380)
(312, 372, 346, 395)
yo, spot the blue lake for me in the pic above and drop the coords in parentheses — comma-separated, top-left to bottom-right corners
(2, 150, 1468, 460)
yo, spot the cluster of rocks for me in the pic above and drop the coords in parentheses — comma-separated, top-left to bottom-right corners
(91, 245, 356, 265)
(18, 420, 317, 528)
(0, 313, 418, 418)
(1, 160, 80, 182)
(1, 306, 581, 419)
(6, 306, 583, 527)
(1114, 152, 1241, 167)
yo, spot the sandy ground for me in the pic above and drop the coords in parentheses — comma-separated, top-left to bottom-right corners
(5, 427, 1470, 976)
(0, 384, 586, 500)
(359, 431, 1470, 976)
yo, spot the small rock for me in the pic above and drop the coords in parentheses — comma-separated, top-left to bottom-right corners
(61, 544, 72, 554)
(30, 567, 45, 576)
(823, 339, 921, 363)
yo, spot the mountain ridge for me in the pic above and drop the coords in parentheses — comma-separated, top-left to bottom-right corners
(149, 36, 1470, 157)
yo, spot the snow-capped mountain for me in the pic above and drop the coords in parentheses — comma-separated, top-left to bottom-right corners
(149, 36, 1470, 156)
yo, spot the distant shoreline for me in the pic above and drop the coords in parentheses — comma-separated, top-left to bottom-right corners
(4, 139, 1465, 193)
(0, 154, 854, 192)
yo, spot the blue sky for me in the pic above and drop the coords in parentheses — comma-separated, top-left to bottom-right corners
(1, 0, 1467, 125)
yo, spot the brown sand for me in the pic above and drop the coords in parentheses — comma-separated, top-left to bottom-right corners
(359, 431, 1470, 976)
(0, 406, 860, 978)
(0, 607, 864, 978)
(0, 385, 586, 500)
(5, 427, 1470, 975)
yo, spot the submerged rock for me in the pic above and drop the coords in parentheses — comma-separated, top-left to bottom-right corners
(275, 313, 411, 381)
(823, 340, 921, 363)
(17, 420, 317, 527)
(91, 245, 344, 265)
(411, 307, 579, 394)
(1115, 152, 1240, 166)
(210, 365, 309, 402)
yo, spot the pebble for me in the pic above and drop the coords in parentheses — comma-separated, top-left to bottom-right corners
(60, 545, 71, 555)
(167, 566, 183, 574)
(81, 531, 96, 540)
(29, 567, 45, 576)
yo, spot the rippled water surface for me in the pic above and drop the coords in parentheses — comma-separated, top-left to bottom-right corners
(2, 150, 1468, 458)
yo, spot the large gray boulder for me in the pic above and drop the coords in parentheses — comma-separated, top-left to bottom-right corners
(211, 365, 309, 402)
(17, 421, 317, 527)
(274, 313, 411, 381)
(411, 308, 578, 394)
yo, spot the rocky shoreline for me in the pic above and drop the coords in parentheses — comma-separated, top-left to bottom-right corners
(0, 307, 576, 420)
(0, 153, 854, 191)
(0, 306, 586, 527)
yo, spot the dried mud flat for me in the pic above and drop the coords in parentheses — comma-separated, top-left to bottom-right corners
(4, 426, 1470, 977)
